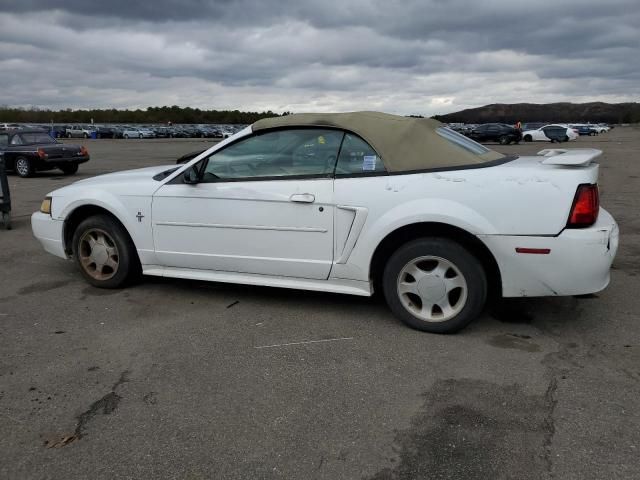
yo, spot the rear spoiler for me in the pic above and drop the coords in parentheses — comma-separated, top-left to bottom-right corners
(537, 148, 602, 166)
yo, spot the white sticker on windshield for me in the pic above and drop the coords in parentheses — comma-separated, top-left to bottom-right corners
(362, 155, 377, 171)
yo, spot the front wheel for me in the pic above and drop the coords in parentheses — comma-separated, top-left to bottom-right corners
(382, 238, 487, 333)
(498, 135, 509, 145)
(72, 214, 140, 288)
(523, 135, 532, 142)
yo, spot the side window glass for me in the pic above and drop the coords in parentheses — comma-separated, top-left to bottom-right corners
(202, 129, 343, 181)
(335, 133, 386, 175)
(0, 134, 8, 147)
(10, 135, 23, 145)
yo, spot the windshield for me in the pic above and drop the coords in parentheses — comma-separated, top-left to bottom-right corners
(21, 132, 56, 144)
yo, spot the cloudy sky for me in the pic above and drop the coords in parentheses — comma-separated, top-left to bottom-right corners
(0, 0, 638, 116)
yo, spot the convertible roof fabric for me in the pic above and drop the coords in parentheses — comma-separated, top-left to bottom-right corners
(252, 111, 503, 172)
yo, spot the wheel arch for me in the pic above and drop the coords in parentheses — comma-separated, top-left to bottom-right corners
(369, 222, 502, 299)
(62, 204, 137, 257)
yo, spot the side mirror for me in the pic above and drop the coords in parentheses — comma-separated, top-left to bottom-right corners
(183, 166, 200, 184)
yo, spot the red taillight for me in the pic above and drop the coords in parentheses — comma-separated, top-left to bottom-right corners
(567, 184, 599, 228)
(80, 146, 88, 156)
(37, 148, 47, 159)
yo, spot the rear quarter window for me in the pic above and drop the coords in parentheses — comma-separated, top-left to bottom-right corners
(436, 127, 490, 155)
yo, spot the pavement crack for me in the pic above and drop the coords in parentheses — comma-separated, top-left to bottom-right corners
(111, 369, 130, 391)
(44, 369, 130, 448)
(74, 391, 122, 439)
(542, 376, 559, 477)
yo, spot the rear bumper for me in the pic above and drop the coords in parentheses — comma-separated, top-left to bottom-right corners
(31, 212, 67, 259)
(37, 155, 90, 169)
(480, 208, 619, 297)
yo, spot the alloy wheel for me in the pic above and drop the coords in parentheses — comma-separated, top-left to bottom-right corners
(78, 228, 120, 280)
(396, 255, 468, 322)
(15, 158, 30, 176)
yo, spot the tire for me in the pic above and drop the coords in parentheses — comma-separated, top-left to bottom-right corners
(60, 164, 79, 175)
(15, 157, 34, 178)
(523, 135, 532, 142)
(498, 135, 509, 145)
(72, 214, 140, 288)
(67, 133, 72, 138)
(563, 135, 569, 142)
(382, 238, 487, 333)
(124, 134, 129, 139)
(83, 133, 88, 139)
(139, 135, 143, 139)
(1, 212, 11, 230)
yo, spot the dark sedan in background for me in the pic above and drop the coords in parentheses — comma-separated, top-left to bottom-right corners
(466, 123, 522, 145)
(0, 129, 89, 177)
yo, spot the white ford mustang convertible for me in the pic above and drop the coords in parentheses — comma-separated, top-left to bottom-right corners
(32, 112, 619, 333)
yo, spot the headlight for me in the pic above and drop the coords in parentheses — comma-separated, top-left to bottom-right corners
(40, 197, 52, 215)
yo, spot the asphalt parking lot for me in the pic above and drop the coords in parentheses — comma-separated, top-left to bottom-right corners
(1, 130, 639, 480)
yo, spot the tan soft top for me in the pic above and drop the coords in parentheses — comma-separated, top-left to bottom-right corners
(252, 111, 503, 172)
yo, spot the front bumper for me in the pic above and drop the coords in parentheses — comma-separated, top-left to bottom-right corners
(480, 208, 619, 297)
(31, 212, 67, 259)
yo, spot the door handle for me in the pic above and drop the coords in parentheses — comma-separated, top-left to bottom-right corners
(289, 193, 315, 203)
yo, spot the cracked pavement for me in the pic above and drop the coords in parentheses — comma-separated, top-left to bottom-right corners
(1, 132, 639, 479)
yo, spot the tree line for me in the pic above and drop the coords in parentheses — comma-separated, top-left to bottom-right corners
(0, 106, 289, 124)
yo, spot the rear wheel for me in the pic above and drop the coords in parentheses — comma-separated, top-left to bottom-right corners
(124, 134, 129, 139)
(60, 164, 79, 175)
(83, 133, 88, 139)
(498, 135, 509, 145)
(382, 238, 487, 333)
(72, 214, 140, 288)
(15, 157, 34, 178)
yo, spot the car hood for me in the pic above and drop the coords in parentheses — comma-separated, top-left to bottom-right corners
(73, 165, 176, 185)
(50, 164, 178, 198)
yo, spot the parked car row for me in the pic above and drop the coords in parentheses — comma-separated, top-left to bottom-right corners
(2, 124, 245, 139)
(450, 122, 612, 144)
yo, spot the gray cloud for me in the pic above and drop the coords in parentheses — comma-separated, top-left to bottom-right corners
(0, 0, 638, 115)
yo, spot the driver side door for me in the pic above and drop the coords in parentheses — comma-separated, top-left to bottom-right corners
(152, 128, 344, 280)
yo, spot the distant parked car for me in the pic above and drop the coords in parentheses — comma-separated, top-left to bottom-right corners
(66, 125, 95, 139)
(49, 125, 69, 138)
(96, 126, 116, 139)
(571, 125, 598, 136)
(592, 124, 610, 133)
(123, 128, 143, 139)
(0, 129, 89, 177)
(0, 123, 21, 131)
(153, 127, 171, 138)
(522, 125, 578, 143)
(466, 123, 522, 145)
(138, 128, 156, 138)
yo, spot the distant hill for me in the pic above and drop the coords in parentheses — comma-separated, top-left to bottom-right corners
(433, 102, 640, 124)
